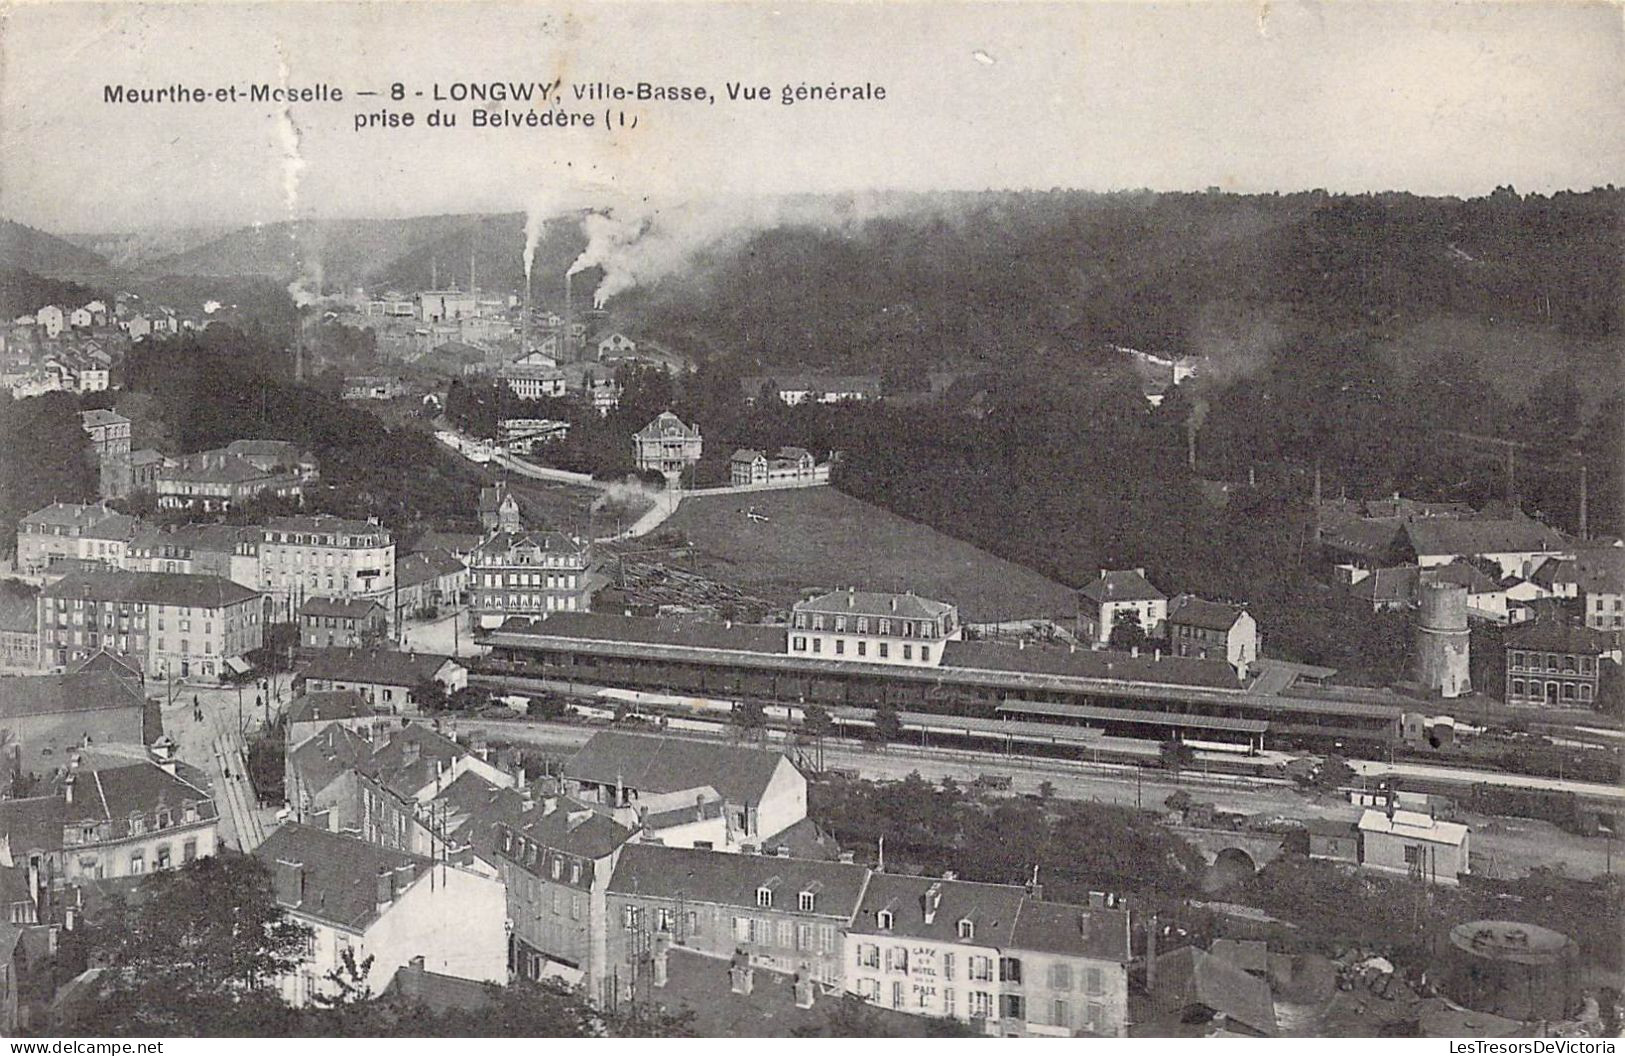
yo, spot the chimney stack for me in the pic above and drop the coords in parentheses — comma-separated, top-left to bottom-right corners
(275, 859, 305, 907)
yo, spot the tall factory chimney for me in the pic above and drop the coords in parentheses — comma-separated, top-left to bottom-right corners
(564, 270, 574, 363)
(1578, 463, 1588, 541)
(521, 269, 531, 357)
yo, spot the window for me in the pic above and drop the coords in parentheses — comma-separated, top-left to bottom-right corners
(812, 639, 821, 654)
(858, 943, 880, 969)
(887, 946, 909, 973)
(1052, 999, 1070, 1028)
(570, 861, 582, 884)
(1512, 679, 1525, 697)
(968, 955, 993, 982)
(857, 618, 869, 633)
(903, 644, 913, 660)
(1085, 1002, 1104, 1033)
(957, 918, 974, 940)
(892, 981, 904, 1009)
(757, 886, 774, 908)
(1085, 967, 1104, 996)
(798, 890, 816, 912)
(1000, 994, 1025, 1020)
(969, 991, 993, 1018)
(655, 908, 674, 933)
(943, 952, 955, 981)
(1050, 963, 1073, 990)
(183, 839, 197, 862)
(944, 987, 956, 1016)
(920, 646, 930, 663)
(877, 909, 893, 931)
(857, 641, 867, 657)
(793, 636, 806, 651)
(156, 844, 171, 870)
(796, 922, 813, 949)
(129, 851, 145, 874)
(999, 956, 1022, 983)
(834, 639, 845, 655)
(858, 978, 881, 1002)
(879, 643, 889, 658)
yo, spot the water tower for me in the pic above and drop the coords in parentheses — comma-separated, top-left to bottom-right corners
(1438, 920, 1580, 1021)
(1415, 581, 1471, 698)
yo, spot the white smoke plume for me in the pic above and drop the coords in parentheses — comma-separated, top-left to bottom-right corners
(591, 475, 666, 516)
(569, 192, 921, 308)
(287, 259, 324, 308)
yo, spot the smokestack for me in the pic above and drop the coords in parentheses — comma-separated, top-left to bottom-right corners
(1146, 914, 1159, 992)
(564, 271, 573, 362)
(1579, 463, 1588, 540)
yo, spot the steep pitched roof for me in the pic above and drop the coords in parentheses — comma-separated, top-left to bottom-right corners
(1079, 569, 1166, 604)
(565, 731, 794, 807)
(850, 872, 1024, 944)
(1154, 945, 1277, 1036)
(253, 824, 431, 931)
(298, 596, 385, 619)
(1167, 595, 1245, 632)
(0, 672, 144, 721)
(1009, 900, 1131, 962)
(287, 723, 373, 795)
(1572, 547, 1624, 595)
(506, 797, 636, 862)
(634, 412, 699, 439)
(40, 570, 260, 609)
(0, 797, 64, 856)
(285, 690, 376, 726)
(607, 844, 867, 917)
(298, 648, 460, 688)
(1403, 517, 1567, 559)
(1505, 618, 1616, 655)
(395, 549, 466, 590)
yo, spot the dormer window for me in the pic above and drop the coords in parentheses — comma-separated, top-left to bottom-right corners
(128, 812, 145, 835)
(756, 886, 774, 908)
(799, 890, 816, 912)
(957, 919, 975, 940)
(877, 909, 894, 931)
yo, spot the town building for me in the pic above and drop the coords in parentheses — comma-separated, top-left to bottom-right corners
(586, 377, 622, 416)
(1164, 595, 1258, 675)
(632, 412, 703, 479)
(341, 376, 405, 401)
(740, 375, 883, 406)
(846, 874, 1131, 1036)
(0, 749, 218, 887)
(498, 417, 571, 455)
(78, 410, 131, 500)
(468, 529, 592, 629)
(494, 796, 636, 996)
(1305, 818, 1361, 864)
(155, 449, 303, 512)
(296, 648, 467, 714)
(299, 597, 388, 649)
(595, 332, 636, 359)
(1504, 618, 1615, 707)
(392, 549, 468, 623)
(563, 731, 808, 851)
(477, 483, 523, 536)
(0, 673, 148, 776)
(15, 503, 123, 576)
(498, 361, 567, 400)
(416, 291, 479, 323)
(1149, 945, 1277, 1037)
(1400, 517, 1570, 579)
(0, 590, 38, 671)
(1078, 569, 1168, 645)
(605, 844, 865, 1002)
(257, 515, 396, 623)
(125, 524, 260, 590)
(37, 570, 264, 682)
(34, 307, 64, 340)
(255, 824, 507, 1007)
(283, 690, 387, 751)
(789, 588, 962, 668)
(128, 448, 166, 492)
(1357, 808, 1470, 885)
(728, 447, 824, 487)
(224, 439, 319, 480)
(1574, 546, 1625, 632)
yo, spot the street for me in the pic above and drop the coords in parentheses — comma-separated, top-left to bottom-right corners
(151, 676, 286, 853)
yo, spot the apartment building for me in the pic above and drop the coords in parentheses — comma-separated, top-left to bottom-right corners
(788, 588, 962, 668)
(257, 516, 395, 623)
(468, 530, 591, 629)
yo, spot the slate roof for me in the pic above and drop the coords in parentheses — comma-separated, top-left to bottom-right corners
(287, 723, 373, 795)
(1009, 899, 1132, 962)
(1079, 569, 1166, 604)
(298, 648, 461, 688)
(0, 672, 144, 720)
(128, 523, 257, 556)
(381, 959, 498, 1014)
(795, 589, 953, 622)
(504, 612, 787, 655)
(1505, 618, 1616, 655)
(850, 872, 1024, 944)
(1209, 938, 1270, 974)
(1357, 808, 1469, 848)
(78, 410, 128, 429)
(253, 824, 431, 931)
(78, 513, 140, 542)
(263, 515, 390, 540)
(158, 452, 273, 485)
(1403, 518, 1567, 559)
(1350, 566, 1419, 606)
(634, 412, 699, 439)
(395, 550, 466, 590)
(506, 796, 636, 863)
(607, 843, 867, 917)
(0, 587, 38, 633)
(410, 531, 483, 557)
(1528, 557, 1579, 591)
(1423, 561, 1503, 595)
(1153, 945, 1277, 1036)
(471, 530, 587, 559)
(299, 596, 385, 619)
(19, 502, 115, 530)
(1166, 595, 1245, 632)
(40, 570, 260, 609)
(360, 724, 473, 800)
(565, 731, 793, 807)
(286, 690, 376, 726)
(943, 640, 1241, 690)
(0, 797, 65, 856)
(1572, 547, 1625, 595)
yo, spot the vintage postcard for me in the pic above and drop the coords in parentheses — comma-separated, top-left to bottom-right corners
(0, 0, 1620, 1043)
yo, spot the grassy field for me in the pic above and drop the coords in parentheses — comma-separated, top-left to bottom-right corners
(659, 486, 1078, 622)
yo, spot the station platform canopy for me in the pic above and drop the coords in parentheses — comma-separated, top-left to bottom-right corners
(997, 699, 1268, 736)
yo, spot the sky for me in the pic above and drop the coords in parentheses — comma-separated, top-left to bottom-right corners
(1, 1, 1621, 234)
